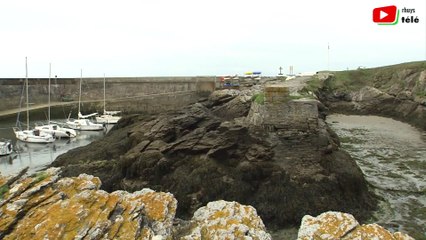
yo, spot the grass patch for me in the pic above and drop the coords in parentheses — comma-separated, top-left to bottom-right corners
(330, 69, 373, 91)
(0, 185, 9, 200)
(252, 93, 265, 105)
(323, 61, 426, 93)
(32, 172, 49, 185)
(303, 76, 323, 92)
(415, 89, 426, 97)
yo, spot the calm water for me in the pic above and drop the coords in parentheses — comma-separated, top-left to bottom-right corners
(0, 118, 109, 176)
(327, 114, 426, 239)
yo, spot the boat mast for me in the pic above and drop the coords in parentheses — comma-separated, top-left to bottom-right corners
(25, 57, 29, 131)
(78, 69, 82, 119)
(48, 63, 51, 123)
(103, 73, 106, 114)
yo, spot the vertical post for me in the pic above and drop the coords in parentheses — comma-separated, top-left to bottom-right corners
(103, 73, 106, 114)
(25, 57, 29, 130)
(78, 69, 82, 118)
(48, 63, 51, 123)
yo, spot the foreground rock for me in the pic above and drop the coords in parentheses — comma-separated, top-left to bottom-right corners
(52, 86, 377, 229)
(0, 168, 176, 239)
(297, 211, 414, 240)
(181, 200, 271, 239)
(0, 169, 272, 239)
(0, 170, 414, 239)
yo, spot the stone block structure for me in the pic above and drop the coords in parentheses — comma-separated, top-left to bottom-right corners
(256, 85, 319, 136)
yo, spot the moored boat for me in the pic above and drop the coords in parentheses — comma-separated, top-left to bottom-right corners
(0, 139, 13, 156)
(14, 57, 55, 144)
(35, 63, 77, 138)
(65, 70, 104, 131)
(95, 75, 122, 124)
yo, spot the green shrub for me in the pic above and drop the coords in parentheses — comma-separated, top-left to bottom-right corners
(33, 172, 49, 184)
(252, 93, 265, 105)
(0, 185, 9, 199)
(304, 76, 323, 92)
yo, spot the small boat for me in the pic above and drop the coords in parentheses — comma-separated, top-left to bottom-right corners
(13, 57, 55, 144)
(35, 63, 77, 138)
(35, 123, 77, 138)
(66, 70, 104, 131)
(13, 128, 55, 143)
(96, 110, 121, 124)
(0, 139, 13, 156)
(67, 117, 105, 131)
(95, 75, 122, 124)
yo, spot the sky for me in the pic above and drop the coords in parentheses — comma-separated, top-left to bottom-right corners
(0, 0, 425, 77)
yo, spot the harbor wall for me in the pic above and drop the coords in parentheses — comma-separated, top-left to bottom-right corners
(0, 76, 217, 116)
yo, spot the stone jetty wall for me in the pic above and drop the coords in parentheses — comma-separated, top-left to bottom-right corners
(0, 76, 217, 115)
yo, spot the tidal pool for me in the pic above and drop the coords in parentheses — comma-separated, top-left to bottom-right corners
(327, 114, 426, 239)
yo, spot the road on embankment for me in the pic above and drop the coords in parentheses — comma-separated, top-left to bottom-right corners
(0, 100, 96, 118)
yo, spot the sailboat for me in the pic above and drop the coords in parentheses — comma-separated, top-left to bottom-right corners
(13, 57, 55, 143)
(35, 63, 77, 138)
(95, 75, 122, 124)
(0, 139, 13, 156)
(66, 70, 104, 131)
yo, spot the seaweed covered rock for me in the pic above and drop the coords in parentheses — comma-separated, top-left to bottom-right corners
(52, 88, 377, 229)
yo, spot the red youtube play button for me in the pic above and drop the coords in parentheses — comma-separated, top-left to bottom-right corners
(373, 5, 398, 23)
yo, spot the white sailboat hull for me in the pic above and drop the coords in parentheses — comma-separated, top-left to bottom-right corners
(35, 124, 77, 138)
(14, 129, 55, 143)
(96, 114, 121, 124)
(0, 140, 13, 156)
(66, 119, 104, 131)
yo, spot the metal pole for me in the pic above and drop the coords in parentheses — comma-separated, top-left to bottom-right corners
(26, 57, 29, 130)
(48, 63, 51, 123)
(103, 73, 106, 114)
(78, 69, 82, 118)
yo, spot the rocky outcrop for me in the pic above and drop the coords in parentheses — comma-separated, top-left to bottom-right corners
(181, 200, 271, 239)
(315, 63, 426, 130)
(52, 87, 377, 229)
(0, 170, 414, 239)
(0, 168, 176, 239)
(297, 211, 414, 240)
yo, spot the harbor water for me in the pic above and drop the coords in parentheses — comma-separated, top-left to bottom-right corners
(0, 116, 109, 176)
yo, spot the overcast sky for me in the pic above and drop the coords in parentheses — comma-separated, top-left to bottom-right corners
(0, 0, 425, 77)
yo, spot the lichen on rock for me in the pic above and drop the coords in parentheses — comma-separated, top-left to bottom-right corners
(0, 168, 177, 240)
(0, 169, 416, 239)
(181, 200, 272, 240)
(297, 211, 415, 240)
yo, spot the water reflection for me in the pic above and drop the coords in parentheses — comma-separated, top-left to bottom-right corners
(0, 119, 110, 176)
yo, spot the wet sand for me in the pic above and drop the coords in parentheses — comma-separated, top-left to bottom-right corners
(327, 114, 426, 239)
